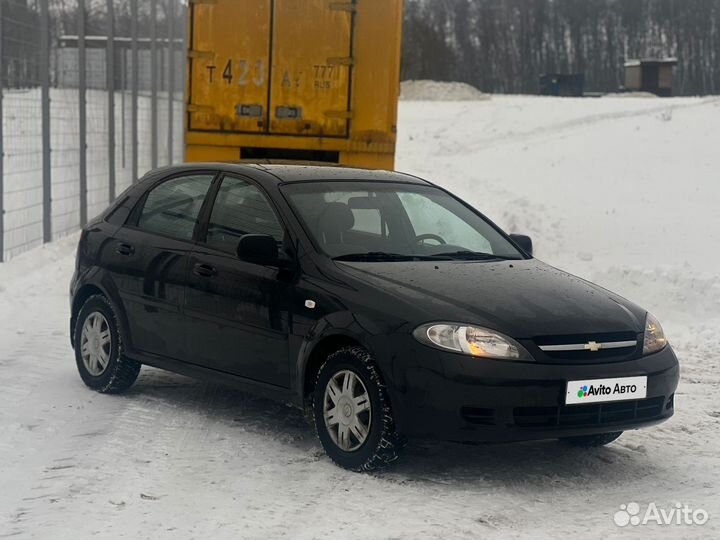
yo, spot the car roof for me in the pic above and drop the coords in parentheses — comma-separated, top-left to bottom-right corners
(142, 162, 431, 186)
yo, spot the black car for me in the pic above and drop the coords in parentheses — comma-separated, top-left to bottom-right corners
(70, 163, 679, 471)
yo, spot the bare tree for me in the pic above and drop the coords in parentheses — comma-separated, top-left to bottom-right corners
(402, 0, 720, 95)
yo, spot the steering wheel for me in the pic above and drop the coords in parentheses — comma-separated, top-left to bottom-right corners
(414, 233, 447, 245)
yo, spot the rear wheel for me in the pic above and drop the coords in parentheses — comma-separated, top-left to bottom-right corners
(74, 294, 141, 394)
(561, 431, 623, 447)
(313, 346, 403, 471)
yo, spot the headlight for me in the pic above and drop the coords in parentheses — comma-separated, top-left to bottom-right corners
(413, 323, 531, 360)
(643, 312, 667, 355)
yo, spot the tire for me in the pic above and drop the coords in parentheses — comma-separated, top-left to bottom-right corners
(561, 431, 623, 447)
(74, 294, 141, 394)
(312, 346, 403, 471)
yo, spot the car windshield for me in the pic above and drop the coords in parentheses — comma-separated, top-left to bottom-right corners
(281, 181, 524, 261)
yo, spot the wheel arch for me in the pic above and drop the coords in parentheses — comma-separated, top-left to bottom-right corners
(299, 334, 363, 408)
(296, 325, 402, 420)
(70, 279, 130, 351)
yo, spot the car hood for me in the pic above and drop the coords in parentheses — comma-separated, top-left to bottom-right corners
(334, 258, 646, 338)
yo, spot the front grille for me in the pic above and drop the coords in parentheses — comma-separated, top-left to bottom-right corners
(460, 407, 496, 425)
(514, 396, 667, 428)
(530, 331, 641, 363)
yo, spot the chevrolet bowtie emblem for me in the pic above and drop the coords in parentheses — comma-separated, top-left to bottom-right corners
(584, 341, 602, 352)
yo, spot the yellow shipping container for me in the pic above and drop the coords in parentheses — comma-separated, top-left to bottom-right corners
(185, 0, 403, 170)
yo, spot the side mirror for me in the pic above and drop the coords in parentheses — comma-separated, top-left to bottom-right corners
(509, 234, 533, 256)
(237, 234, 279, 264)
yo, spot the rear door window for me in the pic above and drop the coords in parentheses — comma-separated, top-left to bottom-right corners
(136, 174, 215, 241)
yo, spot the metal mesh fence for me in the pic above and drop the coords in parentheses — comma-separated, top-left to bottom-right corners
(0, 0, 187, 261)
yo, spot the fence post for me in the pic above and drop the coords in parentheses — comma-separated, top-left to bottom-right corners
(120, 42, 125, 169)
(78, 0, 87, 225)
(151, 0, 158, 169)
(0, 0, 4, 262)
(167, 0, 175, 165)
(107, 0, 116, 202)
(179, 2, 186, 160)
(131, 0, 138, 183)
(40, 0, 51, 243)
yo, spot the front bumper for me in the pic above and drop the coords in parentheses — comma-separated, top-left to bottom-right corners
(387, 340, 679, 443)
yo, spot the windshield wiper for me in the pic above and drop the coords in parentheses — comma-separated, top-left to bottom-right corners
(431, 250, 520, 261)
(333, 252, 446, 262)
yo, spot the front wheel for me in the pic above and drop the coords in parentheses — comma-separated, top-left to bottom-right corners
(313, 346, 403, 471)
(560, 431, 623, 447)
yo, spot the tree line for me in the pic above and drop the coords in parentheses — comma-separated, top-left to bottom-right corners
(401, 0, 720, 95)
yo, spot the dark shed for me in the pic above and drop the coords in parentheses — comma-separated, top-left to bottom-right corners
(623, 58, 678, 97)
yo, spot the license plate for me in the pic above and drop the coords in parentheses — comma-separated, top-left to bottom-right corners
(565, 376, 647, 405)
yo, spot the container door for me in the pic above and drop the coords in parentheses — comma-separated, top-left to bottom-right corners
(188, 0, 272, 133)
(269, 0, 353, 137)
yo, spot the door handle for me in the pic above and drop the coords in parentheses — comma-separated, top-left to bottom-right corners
(116, 242, 135, 256)
(193, 263, 217, 278)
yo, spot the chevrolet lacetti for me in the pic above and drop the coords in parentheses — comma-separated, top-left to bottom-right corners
(69, 164, 679, 471)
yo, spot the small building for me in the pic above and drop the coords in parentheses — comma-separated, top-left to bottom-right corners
(539, 73, 585, 97)
(623, 58, 677, 97)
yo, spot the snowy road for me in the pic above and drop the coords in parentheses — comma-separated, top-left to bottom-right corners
(1, 95, 719, 539)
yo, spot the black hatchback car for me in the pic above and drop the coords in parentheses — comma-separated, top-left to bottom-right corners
(70, 163, 679, 471)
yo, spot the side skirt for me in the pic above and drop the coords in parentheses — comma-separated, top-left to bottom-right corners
(129, 352, 301, 407)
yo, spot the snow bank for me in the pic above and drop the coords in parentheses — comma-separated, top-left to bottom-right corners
(605, 91, 660, 98)
(400, 79, 489, 101)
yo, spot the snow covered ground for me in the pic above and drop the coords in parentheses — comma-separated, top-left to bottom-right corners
(1, 94, 719, 539)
